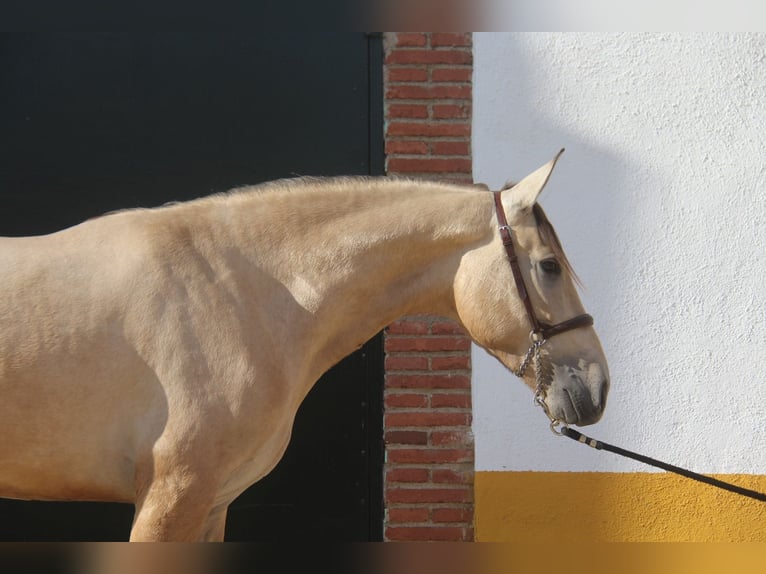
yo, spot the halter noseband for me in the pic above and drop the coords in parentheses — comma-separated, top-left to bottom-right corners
(493, 191, 593, 428)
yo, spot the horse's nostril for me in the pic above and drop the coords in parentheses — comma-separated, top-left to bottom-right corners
(599, 381, 609, 409)
(586, 362, 608, 409)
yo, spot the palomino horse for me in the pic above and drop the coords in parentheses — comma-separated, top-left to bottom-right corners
(0, 151, 609, 541)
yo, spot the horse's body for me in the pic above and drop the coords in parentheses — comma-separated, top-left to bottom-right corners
(0, 154, 609, 541)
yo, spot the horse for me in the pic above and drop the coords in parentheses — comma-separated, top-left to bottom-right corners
(0, 151, 609, 541)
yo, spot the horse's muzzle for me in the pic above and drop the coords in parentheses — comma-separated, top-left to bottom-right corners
(547, 362, 609, 425)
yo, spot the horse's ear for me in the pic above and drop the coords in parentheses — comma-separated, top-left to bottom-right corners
(503, 148, 564, 212)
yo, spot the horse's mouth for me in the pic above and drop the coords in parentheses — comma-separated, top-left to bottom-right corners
(565, 388, 590, 424)
(547, 390, 581, 425)
(547, 374, 606, 426)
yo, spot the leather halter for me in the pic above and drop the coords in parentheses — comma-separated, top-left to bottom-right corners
(493, 191, 594, 342)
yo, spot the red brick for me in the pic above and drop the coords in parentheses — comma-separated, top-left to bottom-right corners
(387, 508, 430, 524)
(432, 67, 473, 83)
(385, 373, 471, 390)
(386, 468, 430, 483)
(430, 394, 472, 410)
(433, 103, 470, 120)
(385, 336, 471, 353)
(387, 67, 429, 83)
(385, 355, 429, 371)
(431, 33, 472, 47)
(430, 355, 471, 371)
(431, 141, 470, 157)
(386, 122, 471, 139)
(385, 50, 472, 66)
(385, 526, 466, 541)
(387, 448, 473, 464)
(385, 430, 429, 445)
(382, 30, 475, 543)
(386, 487, 472, 504)
(432, 508, 473, 523)
(385, 141, 429, 155)
(386, 319, 430, 335)
(386, 85, 472, 101)
(394, 33, 428, 47)
(387, 157, 472, 174)
(384, 392, 429, 408)
(388, 103, 428, 119)
(385, 412, 470, 427)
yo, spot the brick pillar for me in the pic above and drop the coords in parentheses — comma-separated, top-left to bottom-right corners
(382, 32, 475, 542)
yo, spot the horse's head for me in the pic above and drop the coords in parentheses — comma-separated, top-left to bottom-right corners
(455, 151, 609, 426)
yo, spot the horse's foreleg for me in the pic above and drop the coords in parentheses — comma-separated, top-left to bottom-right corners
(129, 473, 219, 542)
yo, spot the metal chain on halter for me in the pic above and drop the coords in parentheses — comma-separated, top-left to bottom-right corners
(532, 341, 561, 432)
(512, 334, 567, 435)
(510, 337, 544, 379)
(511, 332, 566, 435)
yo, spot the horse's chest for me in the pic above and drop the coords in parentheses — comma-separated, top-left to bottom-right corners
(213, 419, 295, 505)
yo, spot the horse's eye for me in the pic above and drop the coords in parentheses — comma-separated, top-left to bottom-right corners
(540, 258, 562, 275)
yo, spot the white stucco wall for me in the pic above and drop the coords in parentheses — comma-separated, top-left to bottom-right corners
(472, 33, 766, 473)
(480, 1, 765, 32)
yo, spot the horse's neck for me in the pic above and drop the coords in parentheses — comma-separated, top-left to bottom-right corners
(221, 179, 491, 373)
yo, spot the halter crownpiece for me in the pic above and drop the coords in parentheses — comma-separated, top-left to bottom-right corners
(492, 191, 593, 342)
(493, 191, 594, 431)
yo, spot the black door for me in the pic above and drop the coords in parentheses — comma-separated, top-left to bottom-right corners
(0, 32, 384, 541)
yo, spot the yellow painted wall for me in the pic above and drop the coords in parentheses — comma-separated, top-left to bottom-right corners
(475, 471, 766, 542)
(481, 543, 766, 574)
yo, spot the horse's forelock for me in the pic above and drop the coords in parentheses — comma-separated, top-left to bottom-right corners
(532, 203, 582, 287)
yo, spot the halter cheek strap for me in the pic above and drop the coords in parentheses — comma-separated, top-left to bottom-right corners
(492, 191, 593, 341)
(493, 191, 595, 433)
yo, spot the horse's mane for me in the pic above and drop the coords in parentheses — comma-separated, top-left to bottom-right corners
(227, 175, 380, 196)
(87, 178, 580, 285)
(85, 176, 386, 222)
(225, 174, 475, 197)
(85, 175, 481, 226)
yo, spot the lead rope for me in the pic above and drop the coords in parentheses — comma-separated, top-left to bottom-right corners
(515, 339, 766, 502)
(525, 352, 766, 503)
(559, 427, 766, 503)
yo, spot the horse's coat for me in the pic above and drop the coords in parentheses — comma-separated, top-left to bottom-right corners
(0, 153, 609, 540)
